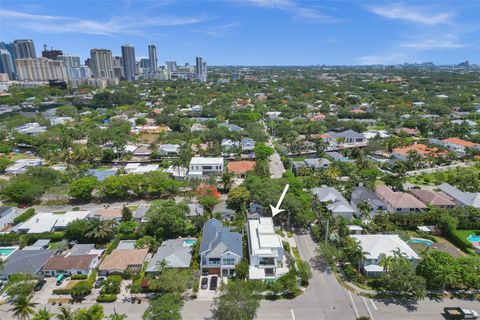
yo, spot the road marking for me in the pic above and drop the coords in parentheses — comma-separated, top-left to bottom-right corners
(363, 297, 375, 320)
(290, 309, 296, 320)
(370, 299, 378, 311)
(348, 291, 359, 318)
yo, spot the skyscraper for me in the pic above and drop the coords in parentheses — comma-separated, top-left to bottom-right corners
(196, 56, 207, 82)
(15, 58, 68, 81)
(90, 49, 114, 79)
(121, 44, 136, 81)
(148, 44, 157, 74)
(0, 49, 16, 80)
(13, 39, 36, 58)
(58, 55, 81, 80)
(165, 61, 177, 72)
(42, 45, 63, 60)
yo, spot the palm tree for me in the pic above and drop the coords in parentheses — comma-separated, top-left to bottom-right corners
(9, 295, 38, 320)
(357, 200, 373, 221)
(56, 306, 74, 320)
(220, 171, 235, 192)
(108, 309, 127, 320)
(32, 308, 52, 320)
(437, 265, 457, 292)
(86, 218, 115, 242)
(379, 255, 394, 272)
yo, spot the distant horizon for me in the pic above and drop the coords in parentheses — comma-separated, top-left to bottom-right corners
(1, 0, 479, 65)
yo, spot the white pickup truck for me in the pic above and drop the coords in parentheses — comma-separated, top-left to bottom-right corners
(444, 307, 479, 320)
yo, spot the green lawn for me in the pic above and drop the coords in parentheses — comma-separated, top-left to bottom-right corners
(452, 230, 479, 241)
(407, 166, 480, 186)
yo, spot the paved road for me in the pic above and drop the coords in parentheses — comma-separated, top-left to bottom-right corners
(32, 200, 147, 213)
(269, 152, 285, 179)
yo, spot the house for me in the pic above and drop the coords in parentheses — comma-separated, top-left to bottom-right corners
(219, 122, 243, 132)
(140, 125, 169, 134)
(438, 183, 480, 208)
(117, 240, 137, 249)
(430, 137, 480, 156)
(265, 111, 281, 120)
(292, 158, 331, 175)
(351, 234, 420, 277)
(375, 185, 427, 213)
(188, 157, 224, 178)
(16, 211, 90, 233)
(451, 119, 477, 127)
(157, 144, 181, 156)
(124, 163, 159, 174)
(227, 161, 256, 178)
(5, 158, 43, 175)
(69, 244, 104, 257)
(311, 187, 355, 219)
(221, 139, 239, 152)
(350, 186, 387, 217)
(247, 217, 288, 281)
(348, 225, 363, 235)
(98, 248, 148, 276)
(88, 169, 118, 181)
(133, 204, 150, 222)
(395, 128, 420, 136)
(42, 254, 98, 277)
(0, 249, 56, 280)
(146, 238, 197, 273)
(191, 123, 207, 132)
(200, 219, 243, 277)
(325, 151, 351, 162)
(0, 206, 17, 230)
(240, 138, 256, 154)
(392, 144, 443, 161)
(163, 166, 188, 180)
(363, 130, 390, 140)
(92, 207, 123, 221)
(408, 189, 456, 209)
(133, 145, 152, 157)
(50, 117, 73, 126)
(323, 130, 366, 147)
(22, 239, 51, 251)
(14, 123, 47, 136)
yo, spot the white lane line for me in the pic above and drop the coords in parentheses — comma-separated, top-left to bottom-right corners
(363, 297, 375, 320)
(290, 309, 296, 320)
(348, 291, 359, 318)
(371, 299, 378, 311)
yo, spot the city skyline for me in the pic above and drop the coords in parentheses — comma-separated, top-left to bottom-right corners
(1, 0, 479, 66)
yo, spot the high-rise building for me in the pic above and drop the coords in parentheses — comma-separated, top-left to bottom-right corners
(148, 44, 157, 73)
(195, 56, 207, 82)
(13, 39, 36, 58)
(0, 42, 18, 76)
(166, 61, 177, 72)
(58, 55, 85, 80)
(84, 58, 91, 68)
(113, 56, 123, 79)
(0, 49, 16, 80)
(90, 49, 114, 79)
(121, 44, 136, 81)
(42, 45, 63, 60)
(15, 58, 68, 81)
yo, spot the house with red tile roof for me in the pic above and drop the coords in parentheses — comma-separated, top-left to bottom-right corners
(227, 161, 256, 178)
(431, 137, 480, 156)
(392, 144, 444, 161)
(375, 185, 427, 213)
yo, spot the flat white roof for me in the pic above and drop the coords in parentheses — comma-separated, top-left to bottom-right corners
(190, 157, 224, 165)
(248, 218, 283, 255)
(18, 211, 90, 233)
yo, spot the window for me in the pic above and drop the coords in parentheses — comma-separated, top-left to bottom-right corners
(77, 271, 82, 275)
(203, 166, 212, 170)
(223, 258, 235, 265)
(209, 258, 220, 265)
(396, 208, 402, 212)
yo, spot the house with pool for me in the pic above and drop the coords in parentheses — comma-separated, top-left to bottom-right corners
(351, 234, 420, 277)
(146, 237, 197, 273)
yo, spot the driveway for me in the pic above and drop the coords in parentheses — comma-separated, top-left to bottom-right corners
(269, 152, 285, 179)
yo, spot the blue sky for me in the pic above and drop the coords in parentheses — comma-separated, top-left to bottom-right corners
(1, 0, 479, 65)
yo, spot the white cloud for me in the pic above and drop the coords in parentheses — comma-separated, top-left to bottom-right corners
(194, 23, 239, 37)
(246, 0, 340, 22)
(367, 3, 452, 26)
(357, 53, 407, 65)
(399, 33, 471, 50)
(0, 9, 209, 36)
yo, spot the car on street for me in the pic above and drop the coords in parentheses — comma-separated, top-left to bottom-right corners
(209, 276, 218, 290)
(201, 277, 208, 290)
(94, 277, 105, 288)
(33, 279, 47, 292)
(444, 307, 479, 319)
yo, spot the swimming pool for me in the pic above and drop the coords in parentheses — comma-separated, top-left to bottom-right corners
(0, 247, 18, 259)
(408, 238, 433, 246)
(183, 239, 197, 246)
(467, 234, 480, 243)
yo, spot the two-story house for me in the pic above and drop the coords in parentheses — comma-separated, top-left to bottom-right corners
(188, 157, 224, 179)
(247, 217, 288, 281)
(200, 219, 242, 277)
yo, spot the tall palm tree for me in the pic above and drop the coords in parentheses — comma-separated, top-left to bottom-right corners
(32, 308, 52, 320)
(220, 171, 235, 192)
(379, 255, 394, 272)
(56, 306, 74, 320)
(9, 295, 38, 320)
(86, 218, 115, 242)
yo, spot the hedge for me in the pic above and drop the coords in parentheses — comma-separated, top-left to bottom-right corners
(105, 238, 120, 255)
(0, 233, 20, 245)
(71, 274, 88, 280)
(13, 208, 35, 225)
(96, 294, 117, 303)
(52, 288, 71, 295)
(23, 232, 65, 245)
(446, 231, 473, 253)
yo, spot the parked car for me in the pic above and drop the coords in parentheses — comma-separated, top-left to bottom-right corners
(34, 279, 47, 292)
(444, 307, 479, 319)
(56, 274, 65, 286)
(201, 277, 208, 290)
(209, 276, 218, 290)
(94, 277, 105, 288)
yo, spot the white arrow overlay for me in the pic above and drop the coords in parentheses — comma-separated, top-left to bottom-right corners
(270, 184, 289, 218)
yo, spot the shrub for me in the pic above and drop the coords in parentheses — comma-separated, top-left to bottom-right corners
(96, 294, 117, 303)
(13, 208, 35, 225)
(105, 238, 120, 255)
(0, 233, 20, 245)
(52, 289, 71, 295)
(101, 275, 122, 294)
(283, 241, 291, 253)
(446, 231, 473, 253)
(71, 281, 91, 299)
(71, 274, 88, 280)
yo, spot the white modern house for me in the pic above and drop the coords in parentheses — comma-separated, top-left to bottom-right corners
(5, 158, 43, 175)
(188, 157, 224, 178)
(351, 234, 420, 277)
(16, 211, 90, 234)
(247, 217, 288, 281)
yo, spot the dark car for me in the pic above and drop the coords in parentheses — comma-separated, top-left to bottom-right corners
(33, 279, 46, 292)
(201, 277, 208, 290)
(209, 276, 218, 290)
(94, 277, 105, 288)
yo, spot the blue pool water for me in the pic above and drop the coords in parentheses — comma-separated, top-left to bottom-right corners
(184, 239, 197, 246)
(467, 235, 480, 243)
(409, 238, 433, 246)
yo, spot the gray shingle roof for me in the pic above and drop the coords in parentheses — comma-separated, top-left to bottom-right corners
(70, 244, 95, 256)
(438, 183, 480, 208)
(200, 219, 242, 259)
(146, 238, 196, 271)
(1, 250, 56, 277)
